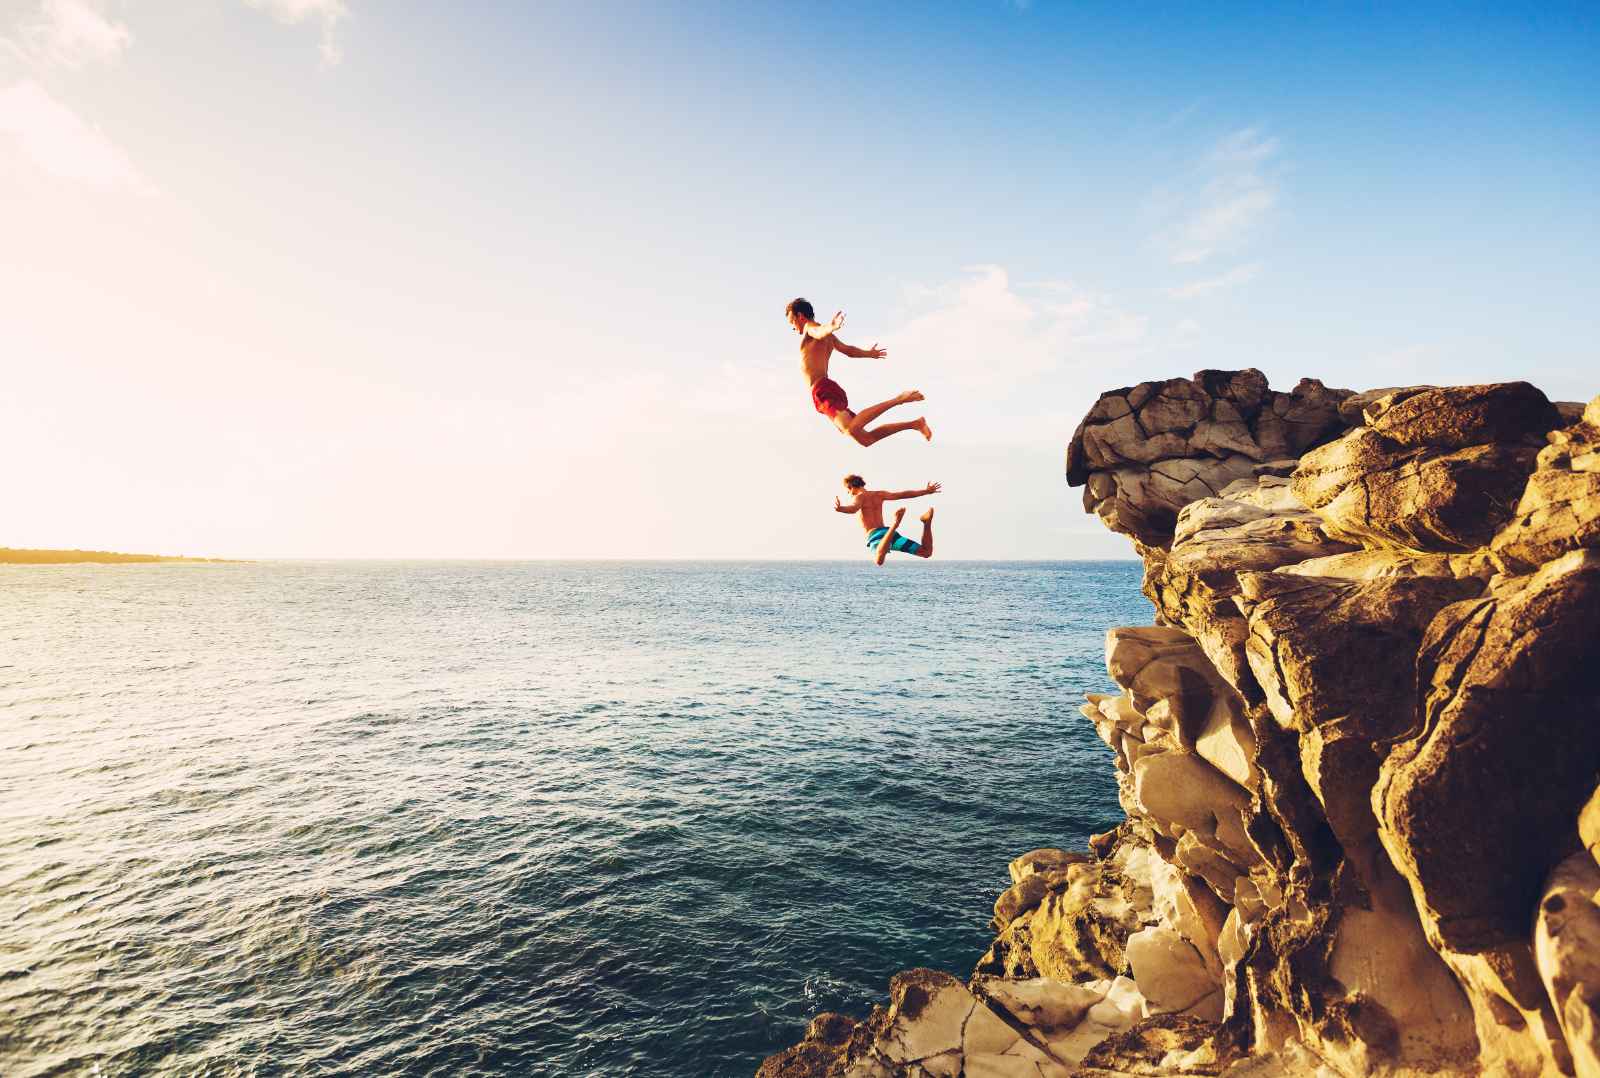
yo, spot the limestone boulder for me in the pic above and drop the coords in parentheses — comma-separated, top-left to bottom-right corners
(1376, 549, 1600, 953)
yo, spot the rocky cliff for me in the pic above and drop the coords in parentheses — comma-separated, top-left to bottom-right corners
(759, 371, 1600, 1078)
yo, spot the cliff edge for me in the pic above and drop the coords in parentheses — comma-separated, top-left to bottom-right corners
(759, 370, 1600, 1077)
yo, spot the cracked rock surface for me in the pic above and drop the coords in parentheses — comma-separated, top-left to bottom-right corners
(761, 374, 1600, 1077)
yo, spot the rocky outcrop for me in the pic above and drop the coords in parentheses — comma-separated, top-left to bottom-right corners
(1066, 369, 1352, 548)
(760, 375, 1599, 1077)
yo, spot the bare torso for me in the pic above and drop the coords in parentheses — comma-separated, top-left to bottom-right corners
(853, 491, 888, 532)
(799, 334, 835, 386)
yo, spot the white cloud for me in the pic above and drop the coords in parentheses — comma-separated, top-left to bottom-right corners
(1167, 261, 1262, 300)
(881, 265, 1148, 445)
(0, 79, 149, 191)
(1156, 128, 1281, 265)
(246, 0, 349, 66)
(4, 0, 131, 69)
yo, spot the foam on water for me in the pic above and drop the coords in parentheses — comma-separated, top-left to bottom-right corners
(1, 560, 1142, 1076)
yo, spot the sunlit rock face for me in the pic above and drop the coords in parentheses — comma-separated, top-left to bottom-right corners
(760, 376, 1600, 1078)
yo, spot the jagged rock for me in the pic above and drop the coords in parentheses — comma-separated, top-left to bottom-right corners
(1367, 381, 1561, 450)
(1139, 476, 1359, 701)
(1491, 394, 1600, 572)
(1104, 628, 1258, 788)
(1536, 851, 1600, 1078)
(1322, 846, 1479, 1068)
(1234, 571, 1483, 849)
(1273, 547, 1494, 582)
(1074, 1013, 1235, 1076)
(1009, 849, 1093, 885)
(1131, 751, 1257, 870)
(1291, 383, 1564, 555)
(1148, 855, 1230, 979)
(979, 844, 1151, 982)
(1337, 385, 1429, 425)
(1067, 371, 1354, 546)
(1377, 548, 1600, 952)
(1292, 427, 1542, 553)
(756, 1012, 863, 1078)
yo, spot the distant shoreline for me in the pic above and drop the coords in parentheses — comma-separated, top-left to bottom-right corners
(0, 548, 237, 565)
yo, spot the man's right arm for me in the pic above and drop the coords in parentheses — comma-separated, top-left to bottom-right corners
(804, 311, 846, 339)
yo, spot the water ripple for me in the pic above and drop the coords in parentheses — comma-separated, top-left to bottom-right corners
(0, 560, 1143, 1076)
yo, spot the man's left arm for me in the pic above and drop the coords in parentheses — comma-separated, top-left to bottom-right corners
(834, 340, 887, 359)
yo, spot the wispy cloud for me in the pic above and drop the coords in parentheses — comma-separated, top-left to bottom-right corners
(2, 0, 131, 69)
(1154, 128, 1281, 265)
(0, 79, 150, 191)
(245, 0, 349, 66)
(896, 265, 1147, 385)
(1167, 261, 1262, 300)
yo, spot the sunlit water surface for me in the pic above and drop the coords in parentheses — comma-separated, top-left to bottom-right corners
(1, 561, 1143, 1076)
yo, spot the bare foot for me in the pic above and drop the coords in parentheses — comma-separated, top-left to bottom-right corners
(876, 508, 906, 567)
(917, 418, 933, 441)
(920, 508, 935, 524)
(899, 389, 925, 404)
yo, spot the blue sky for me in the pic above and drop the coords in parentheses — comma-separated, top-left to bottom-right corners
(2, 2, 1596, 558)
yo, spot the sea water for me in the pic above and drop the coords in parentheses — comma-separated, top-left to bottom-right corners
(1, 560, 1144, 1076)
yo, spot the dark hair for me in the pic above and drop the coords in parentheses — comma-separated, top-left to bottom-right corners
(843, 474, 865, 489)
(785, 297, 815, 321)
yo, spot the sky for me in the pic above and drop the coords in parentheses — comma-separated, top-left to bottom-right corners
(2, 1, 1596, 559)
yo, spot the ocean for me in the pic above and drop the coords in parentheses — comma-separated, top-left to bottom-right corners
(1, 560, 1143, 1077)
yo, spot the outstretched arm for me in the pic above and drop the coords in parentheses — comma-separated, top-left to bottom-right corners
(834, 497, 860, 513)
(804, 311, 847, 339)
(834, 339, 888, 359)
(884, 482, 942, 500)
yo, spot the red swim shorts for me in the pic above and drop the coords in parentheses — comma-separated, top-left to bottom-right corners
(811, 378, 849, 419)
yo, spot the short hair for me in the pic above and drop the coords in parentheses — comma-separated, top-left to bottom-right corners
(843, 474, 865, 489)
(785, 297, 815, 321)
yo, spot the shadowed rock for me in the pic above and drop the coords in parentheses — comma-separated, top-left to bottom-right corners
(1377, 549, 1600, 952)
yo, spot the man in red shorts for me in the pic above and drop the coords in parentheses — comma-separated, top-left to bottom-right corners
(786, 297, 932, 446)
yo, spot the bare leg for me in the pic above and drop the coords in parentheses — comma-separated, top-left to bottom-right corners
(836, 391, 930, 447)
(916, 507, 934, 558)
(851, 418, 929, 447)
(852, 390, 923, 427)
(875, 508, 906, 567)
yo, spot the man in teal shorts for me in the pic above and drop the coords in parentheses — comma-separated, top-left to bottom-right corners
(834, 475, 939, 566)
